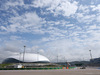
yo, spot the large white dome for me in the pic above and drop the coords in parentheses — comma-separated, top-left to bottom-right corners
(6, 53, 50, 63)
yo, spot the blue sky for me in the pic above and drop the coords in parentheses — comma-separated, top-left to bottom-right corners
(0, 0, 100, 63)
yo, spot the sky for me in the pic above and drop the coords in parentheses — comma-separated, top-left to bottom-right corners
(0, 0, 100, 63)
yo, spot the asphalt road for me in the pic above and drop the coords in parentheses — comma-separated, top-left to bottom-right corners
(0, 68, 100, 75)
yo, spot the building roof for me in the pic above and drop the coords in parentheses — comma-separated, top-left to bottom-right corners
(2, 53, 50, 63)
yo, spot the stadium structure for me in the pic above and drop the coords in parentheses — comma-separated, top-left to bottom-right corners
(2, 53, 62, 68)
(2, 53, 50, 64)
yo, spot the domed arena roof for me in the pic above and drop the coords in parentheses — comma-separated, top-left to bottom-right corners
(2, 53, 50, 64)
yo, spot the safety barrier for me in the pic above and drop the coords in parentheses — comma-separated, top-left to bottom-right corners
(0, 67, 76, 70)
(68, 67, 76, 69)
(0, 67, 63, 70)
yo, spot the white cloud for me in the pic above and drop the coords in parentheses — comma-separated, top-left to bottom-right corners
(9, 12, 42, 26)
(33, 0, 53, 8)
(39, 49, 45, 54)
(31, 46, 39, 52)
(92, 4, 100, 12)
(76, 4, 100, 24)
(65, 24, 74, 27)
(33, 0, 78, 17)
(7, 16, 72, 41)
(76, 4, 100, 23)
(90, 5, 100, 23)
(1, 29, 100, 62)
(97, 16, 100, 22)
(42, 39, 91, 61)
(76, 13, 96, 23)
(0, 40, 23, 52)
(0, 26, 7, 31)
(55, 1, 78, 16)
(0, 0, 24, 10)
(23, 12, 42, 26)
(78, 5, 90, 14)
(6, 12, 45, 34)
(6, 0, 24, 7)
(38, 26, 100, 62)
(1, 0, 100, 63)
(10, 36, 21, 40)
(89, 25, 97, 30)
(0, 39, 32, 63)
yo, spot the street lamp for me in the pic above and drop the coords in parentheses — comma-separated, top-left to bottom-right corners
(23, 46, 26, 63)
(89, 50, 92, 60)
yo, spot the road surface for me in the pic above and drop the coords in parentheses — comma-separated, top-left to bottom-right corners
(0, 67, 100, 75)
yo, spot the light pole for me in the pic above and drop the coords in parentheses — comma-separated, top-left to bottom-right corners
(89, 50, 92, 60)
(64, 56, 66, 62)
(23, 46, 26, 63)
(37, 51, 39, 61)
(57, 55, 58, 63)
(19, 52, 21, 64)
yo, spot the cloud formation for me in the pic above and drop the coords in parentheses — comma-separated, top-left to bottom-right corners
(33, 0, 78, 16)
(0, 0, 100, 63)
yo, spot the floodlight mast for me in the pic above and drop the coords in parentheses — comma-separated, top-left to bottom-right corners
(23, 46, 26, 63)
(37, 51, 39, 62)
(57, 55, 58, 63)
(19, 52, 21, 64)
(89, 50, 92, 60)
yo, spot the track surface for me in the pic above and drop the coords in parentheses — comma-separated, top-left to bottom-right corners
(0, 68, 100, 75)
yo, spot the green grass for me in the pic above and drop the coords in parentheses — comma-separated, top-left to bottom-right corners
(0, 64, 13, 68)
